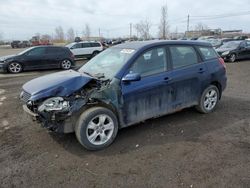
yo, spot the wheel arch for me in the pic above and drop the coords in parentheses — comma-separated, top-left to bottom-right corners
(7, 61, 24, 72)
(210, 81, 222, 99)
(74, 99, 121, 129)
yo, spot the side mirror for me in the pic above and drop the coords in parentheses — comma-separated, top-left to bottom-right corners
(122, 73, 141, 82)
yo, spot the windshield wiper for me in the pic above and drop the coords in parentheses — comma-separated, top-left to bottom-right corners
(82, 71, 95, 78)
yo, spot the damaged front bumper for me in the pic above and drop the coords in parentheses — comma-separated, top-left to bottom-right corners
(22, 98, 85, 133)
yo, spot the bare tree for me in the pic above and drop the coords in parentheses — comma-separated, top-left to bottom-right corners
(67, 28, 75, 42)
(134, 20, 151, 40)
(158, 3, 170, 39)
(195, 22, 209, 31)
(54, 26, 65, 42)
(82, 24, 91, 40)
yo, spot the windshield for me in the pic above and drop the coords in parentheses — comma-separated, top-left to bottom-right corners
(79, 48, 135, 79)
(18, 47, 35, 55)
(220, 41, 241, 49)
(207, 39, 221, 46)
(65, 43, 74, 48)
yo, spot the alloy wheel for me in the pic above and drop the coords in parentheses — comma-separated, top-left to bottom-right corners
(8, 62, 22, 73)
(86, 114, 114, 146)
(61, 60, 71, 69)
(203, 88, 218, 111)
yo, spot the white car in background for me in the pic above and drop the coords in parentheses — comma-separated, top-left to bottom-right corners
(66, 41, 104, 59)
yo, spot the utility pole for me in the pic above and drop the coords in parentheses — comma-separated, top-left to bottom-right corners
(98, 28, 101, 38)
(186, 14, 190, 37)
(129, 23, 132, 40)
(187, 14, 190, 32)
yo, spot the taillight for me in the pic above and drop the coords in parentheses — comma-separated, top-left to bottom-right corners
(219, 58, 226, 69)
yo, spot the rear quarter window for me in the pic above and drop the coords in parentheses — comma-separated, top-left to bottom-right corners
(198, 46, 218, 60)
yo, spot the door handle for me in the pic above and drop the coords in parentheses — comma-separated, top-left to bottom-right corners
(164, 77, 172, 82)
(198, 68, 205, 73)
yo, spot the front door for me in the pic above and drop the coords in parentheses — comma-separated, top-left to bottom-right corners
(24, 47, 47, 69)
(238, 41, 249, 59)
(121, 47, 175, 125)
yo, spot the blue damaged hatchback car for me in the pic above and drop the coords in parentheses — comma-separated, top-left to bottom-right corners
(20, 40, 227, 150)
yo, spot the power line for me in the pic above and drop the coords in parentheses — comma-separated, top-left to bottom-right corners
(189, 11, 250, 21)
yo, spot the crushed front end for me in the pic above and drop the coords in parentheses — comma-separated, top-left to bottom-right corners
(21, 95, 87, 133)
(20, 70, 109, 133)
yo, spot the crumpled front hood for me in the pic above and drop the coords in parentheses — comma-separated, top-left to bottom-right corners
(0, 54, 17, 61)
(22, 70, 94, 101)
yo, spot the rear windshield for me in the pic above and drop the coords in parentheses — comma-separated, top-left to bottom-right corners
(198, 46, 218, 60)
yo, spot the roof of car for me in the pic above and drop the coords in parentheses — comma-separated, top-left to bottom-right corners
(113, 40, 212, 50)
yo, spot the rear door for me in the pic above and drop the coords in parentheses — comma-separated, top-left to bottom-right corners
(169, 45, 208, 109)
(91, 42, 103, 52)
(45, 47, 62, 68)
(81, 42, 93, 55)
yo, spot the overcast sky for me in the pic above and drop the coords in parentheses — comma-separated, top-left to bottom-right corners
(0, 0, 250, 40)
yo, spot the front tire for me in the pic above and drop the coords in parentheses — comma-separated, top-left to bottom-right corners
(8, 62, 22, 73)
(229, 53, 236, 63)
(61, 59, 72, 70)
(75, 107, 118, 150)
(196, 85, 219, 114)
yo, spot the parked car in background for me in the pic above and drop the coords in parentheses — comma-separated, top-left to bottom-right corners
(11, 40, 32, 48)
(30, 36, 53, 46)
(216, 40, 250, 62)
(11, 40, 21, 48)
(0, 46, 75, 73)
(21, 40, 227, 150)
(234, 36, 248, 40)
(198, 36, 216, 40)
(66, 41, 103, 59)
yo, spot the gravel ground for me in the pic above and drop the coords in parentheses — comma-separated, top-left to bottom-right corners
(0, 48, 250, 188)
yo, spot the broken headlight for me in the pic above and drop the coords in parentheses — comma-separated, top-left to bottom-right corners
(38, 97, 70, 112)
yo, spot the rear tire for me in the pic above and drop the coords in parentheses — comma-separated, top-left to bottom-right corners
(196, 85, 219, 114)
(61, 59, 72, 70)
(75, 107, 118, 150)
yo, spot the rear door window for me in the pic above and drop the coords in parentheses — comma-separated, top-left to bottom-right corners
(170, 46, 198, 69)
(82, 43, 91, 48)
(47, 47, 62, 54)
(198, 46, 218, 60)
(91, 42, 101, 47)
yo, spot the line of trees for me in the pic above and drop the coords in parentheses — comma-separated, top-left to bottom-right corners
(10, 4, 211, 43)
